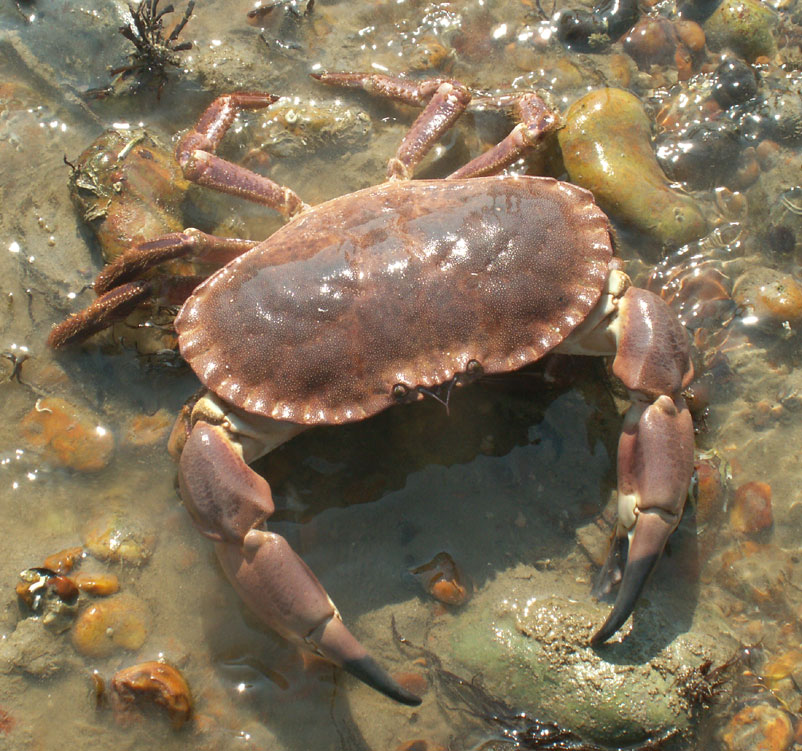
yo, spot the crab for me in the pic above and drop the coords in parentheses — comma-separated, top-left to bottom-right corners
(49, 73, 695, 706)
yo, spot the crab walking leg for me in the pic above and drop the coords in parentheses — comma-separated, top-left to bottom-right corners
(590, 286, 695, 644)
(178, 419, 421, 706)
(47, 276, 203, 349)
(176, 93, 307, 218)
(384, 80, 471, 180)
(313, 72, 472, 180)
(448, 94, 560, 179)
(94, 230, 259, 296)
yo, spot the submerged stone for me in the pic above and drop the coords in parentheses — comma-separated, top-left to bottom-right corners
(559, 88, 707, 249)
(439, 567, 733, 746)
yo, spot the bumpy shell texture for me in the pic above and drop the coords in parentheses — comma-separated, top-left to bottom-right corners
(176, 176, 613, 425)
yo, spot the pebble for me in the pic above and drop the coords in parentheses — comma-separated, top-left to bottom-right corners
(71, 594, 148, 657)
(124, 409, 173, 447)
(722, 704, 793, 751)
(395, 742, 446, 751)
(111, 661, 192, 729)
(558, 88, 707, 248)
(73, 571, 120, 596)
(83, 510, 155, 565)
(733, 267, 802, 324)
(19, 397, 114, 472)
(410, 552, 470, 606)
(730, 481, 773, 535)
(704, 0, 778, 60)
(42, 546, 84, 574)
(694, 454, 728, 526)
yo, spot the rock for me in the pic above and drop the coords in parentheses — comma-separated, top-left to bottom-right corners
(124, 409, 173, 447)
(443, 581, 727, 745)
(718, 542, 791, 610)
(71, 593, 148, 658)
(733, 267, 802, 325)
(704, 0, 778, 61)
(42, 546, 84, 574)
(83, 510, 155, 565)
(730, 481, 773, 535)
(19, 397, 114, 472)
(111, 661, 192, 729)
(0, 618, 76, 678)
(722, 704, 793, 751)
(558, 88, 707, 249)
(73, 571, 120, 596)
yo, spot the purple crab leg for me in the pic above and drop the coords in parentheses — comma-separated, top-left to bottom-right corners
(448, 93, 560, 179)
(176, 93, 307, 217)
(313, 72, 472, 180)
(47, 276, 202, 349)
(178, 420, 422, 706)
(591, 287, 695, 644)
(591, 394, 694, 645)
(94, 230, 259, 296)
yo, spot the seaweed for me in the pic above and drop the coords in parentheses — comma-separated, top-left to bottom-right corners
(93, 0, 195, 97)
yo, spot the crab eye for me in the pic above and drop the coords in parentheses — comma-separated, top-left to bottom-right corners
(392, 383, 409, 400)
(466, 359, 482, 376)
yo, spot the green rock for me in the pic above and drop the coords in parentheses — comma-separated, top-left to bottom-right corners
(559, 88, 708, 250)
(444, 567, 732, 746)
(704, 0, 778, 61)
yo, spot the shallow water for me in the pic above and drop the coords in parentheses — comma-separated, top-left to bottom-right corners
(1, 0, 802, 749)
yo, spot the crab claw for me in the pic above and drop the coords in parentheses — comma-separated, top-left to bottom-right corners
(591, 395, 694, 645)
(179, 419, 421, 706)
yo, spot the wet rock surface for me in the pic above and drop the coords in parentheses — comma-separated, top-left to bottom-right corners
(558, 88, 708, 250)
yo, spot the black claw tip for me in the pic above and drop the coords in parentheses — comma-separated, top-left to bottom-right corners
(590, 553, 659, 646)
(343, 656, 422, 706)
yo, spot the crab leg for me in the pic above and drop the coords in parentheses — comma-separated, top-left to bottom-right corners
(591, 394, 694, 644)
(47, 276, 202, 349)
(448, 93, 559, 179)
(589, 286, 695, 644)
(177, 409, 421, 706)
(176, 93, 307, 218)
(94, 230, 259, 295)
(315, 73, 563, 180)
(314, 72, 472, 180)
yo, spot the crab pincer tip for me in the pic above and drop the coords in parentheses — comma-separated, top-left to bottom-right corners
(343, 656, 422, 706)
(590, 552, 659, 647)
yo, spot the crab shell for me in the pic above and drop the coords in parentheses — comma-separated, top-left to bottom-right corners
(175, 175, 613, 425)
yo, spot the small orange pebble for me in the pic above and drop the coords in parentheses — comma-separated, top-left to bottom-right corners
(411, 552, 470, 606)
(733, 148, 761, 190)
(756, 139, 780, 170)
(111, 661, 192, 729)
(763, 650, 802, 691)
(720, 540, 761, 568)
(730, 481, 773, 535)
(722, 703, 793, 751)
(73, 571, 120, 596)
(694, 456, 727, 526)
(675, 18, 705, 51)
(0, 707, 15, 734)
(49, 575, 80, 601)
(392, 671, 428, 697)
(43, 546, 84, 574)
(19, 397, 114, 472)
(71, 594, 147, 657)
(125, 409, 173, 447)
